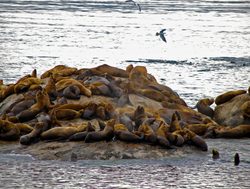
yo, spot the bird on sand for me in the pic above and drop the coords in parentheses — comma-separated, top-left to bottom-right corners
(156, 29, 167, 43)
(125, 0, 141, 12)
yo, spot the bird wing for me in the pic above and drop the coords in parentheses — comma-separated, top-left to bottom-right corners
(160, 34, 167, 42)
(160, 29, 166, 34)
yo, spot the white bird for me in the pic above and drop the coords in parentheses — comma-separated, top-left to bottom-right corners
(125, 0, 141, 12)
(156, 29, 167, 43)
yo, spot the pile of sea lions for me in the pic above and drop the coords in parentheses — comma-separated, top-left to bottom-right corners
(0, 64, 249, 152)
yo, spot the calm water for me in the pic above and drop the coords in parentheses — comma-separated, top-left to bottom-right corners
(0, 0, 250, 188)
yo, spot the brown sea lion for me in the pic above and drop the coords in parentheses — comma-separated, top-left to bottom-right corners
(62, 85, 81, 99)
(55, 78, 91, 97)
(0, 84, 15, 102)
(40, 124, 88, 141)
(55, 109, 83, 120)
(84, 119, 115, 143)
(114, 123, 143, 143)
(68, 122, 96, 141)
(19, 122, 45, 145)
(241, 101, 250, 118)
(212, 149, 220, 159)
(7, 99, 36, 116)
(118, 114, 134, 132)
(92, 64, 128, 78)
(169, 111, 181, 132)
(81, 102, 97, 119)
(44, 77, 58, 101)
(193, 98, 214, 118)
(215, 90, 246, 105)
(0, 119, 20, 140)
(183, 128, 208, 151)
(40, 65, 77, 79)
(137, 119, 157, 144)
(156, 122, 172, 148)
(215, 125, 250, 138)
(14, 77, 41, 93)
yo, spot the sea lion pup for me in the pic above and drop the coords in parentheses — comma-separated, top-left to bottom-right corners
(91, 64, 128, 78)
(14, 77, 42, 94)
(193, 98, 214, 118)
(55, 78, 91, 97)
(40, 65, 77, 79)
(215, 90, 246, 105)
(62, 85, 81, 99)
(114, 123, 143, 143)
(137, 118, 157, 144)
(214, 124, 250, 138)
(68, 122, 96, 141)
(84, 119, 115, 143)
(212, 149, 220, 159)
(17, 89, 52, 122)
(40, 123, 88, 141)
(19, 122, 45, 145)
(234, 153, 240, 166)
(0, 119, 20, 140)
(44, 76, 58, 101)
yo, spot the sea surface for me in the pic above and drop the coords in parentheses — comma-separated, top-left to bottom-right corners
(0, 0, 250, 188)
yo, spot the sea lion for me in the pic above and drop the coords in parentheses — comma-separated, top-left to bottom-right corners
(193, 98, 214, 118)
(133, 105, 147, 129)
(44, 77, 58, 101)
(212, 149, 220, 159)
(0, 84, 15, 102)
(241, 101, 250, 118)
(118, 114, 134, 132)
(114, 123, 142, 143)
(19, 122, 45, 145)
(215, 90, 246, 105)
(0, 119, 20, 140)
(169, 111, 181, 132)
(215, 124, 250, 138)
(7, 99, 36, 116)
(234, 153, 240, 166)
(68, 122, 96, 141)
(137, 119, 157, 144)
(184, 128, 208, 151)
(40, 65, 77, 79)
(156, 122, 172, 148)
(84, 119, 115, 143)
(55, 78, 91, 97)
(81, 102, 97, 119)
(92, 64, 128, 78)
(62, 85, 81, 99)
(14, 77, 41, 94)
(40, 123, 88, 141)
(17, 89, 52, 122)
(55, 109, 83, 120)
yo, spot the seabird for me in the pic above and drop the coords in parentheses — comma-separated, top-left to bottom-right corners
(125, 0, 141, 12)
(156, 29, 167, 43)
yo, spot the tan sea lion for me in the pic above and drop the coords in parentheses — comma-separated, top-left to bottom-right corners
(14, 77, 41, 93)
(40, 123, 88, 141)
(92, 64, 128, 78)
(44, 77, 58, 100)
(40, 65, 77, 79)
(215, 90, 246, 105)
(156, 122, 172, 148)
(84, 119, 115, 143)
(55, 78, 91, 97)
(0, 84, 15, 102)
(55, 109, 83, 120)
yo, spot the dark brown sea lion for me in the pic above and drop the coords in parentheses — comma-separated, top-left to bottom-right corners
(193, 98, 214, 118)
(20, 122, 45, 145)
(62, 85, 81, 99)
(81, 102, 97, 119)
(212, 149, 220, 159)
(84, 119, 115, 143)
(234, 153, 240, 166)
(215, 90, 246, 105)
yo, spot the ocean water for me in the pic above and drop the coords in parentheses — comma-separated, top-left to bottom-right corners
(0, 0, 250, 188)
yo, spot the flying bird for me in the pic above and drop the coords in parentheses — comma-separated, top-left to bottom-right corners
(156, 29, 167, 43)
(125, 0, 141, 12)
